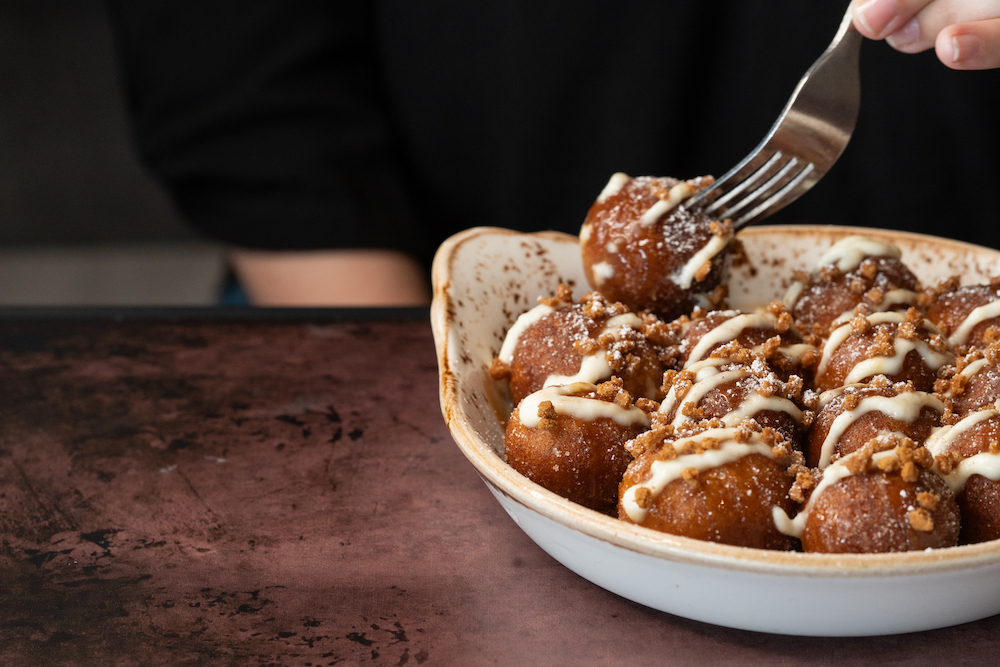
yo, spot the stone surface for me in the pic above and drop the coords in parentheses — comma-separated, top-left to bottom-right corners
(0, 313, 997, 665)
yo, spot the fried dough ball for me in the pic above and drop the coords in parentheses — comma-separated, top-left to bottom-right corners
(504, 380, 652, 512)
(813, 309, 952, 392)
(935, 344, 1000, 416)
(579, 173, 732, 319)
(658, 356, 809, 448)
(785, 236, 921, 336)
(618, 425, 798, 550)
(797, 435, 960, 553)
(806, 377, 944, 468)
(926, 281, 1000, 353)
(491, 286, 676, 406)
(926, 407, 1000, 544)
(677, 303, 818, 380)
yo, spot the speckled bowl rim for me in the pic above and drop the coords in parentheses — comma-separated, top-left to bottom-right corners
(431, 224, 1000, 579)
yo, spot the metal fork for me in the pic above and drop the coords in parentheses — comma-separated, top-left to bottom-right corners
(684, 4, 862, 229)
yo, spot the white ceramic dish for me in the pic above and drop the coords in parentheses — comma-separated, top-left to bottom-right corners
(431, 224, 1000, 637)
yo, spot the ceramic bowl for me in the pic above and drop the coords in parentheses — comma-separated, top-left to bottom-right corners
(430, 224, 1000, 637)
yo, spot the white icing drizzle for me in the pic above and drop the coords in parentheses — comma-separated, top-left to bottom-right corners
(773, 445, 904, 538)
(950, 299, 1000, 347)
(660, 358, 803, 428)
(620, 427, 777, 523)
(830, 289, 920, 326)
(596, 172, 631, 203)
(637, 181, 696, 227)
(961, 357, 989, 380)
(816, 311, 946, 380)
(517, 382, 650, 429)
(943, 452, 1000, 493)
(778, 343, 817, 362)
(815, 391, 944, 469)
(498, 303, 554, 364)
(591, 261, 615, 286)
(880, 288, 921, 310)
(659, 359, 742, 421)
(543, 313, 643, 387)
(684, 312, 770, 367)
(925, 401, 1000, 492)
(673, 232, 730, 290)
(816, 235, 902, 273)
(842, 336, 951, 385)
(926, 404, 999, 458)
(782, 281, 805, 309)
(722, 393, 804, 428)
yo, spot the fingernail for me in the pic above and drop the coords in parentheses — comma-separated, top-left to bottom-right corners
(855, 0, 898, 37)
(949, 34, 984, 62)
(885, 18, 920, 49)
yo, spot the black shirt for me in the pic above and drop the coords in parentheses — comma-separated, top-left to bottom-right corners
(106, 1, 1000, 270)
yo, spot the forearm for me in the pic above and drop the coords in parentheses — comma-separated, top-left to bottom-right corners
(228, 248, 430, 307)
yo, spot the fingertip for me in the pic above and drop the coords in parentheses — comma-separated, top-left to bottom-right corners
(936, 28, 986, 70)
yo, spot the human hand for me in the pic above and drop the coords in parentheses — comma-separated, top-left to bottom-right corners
(851, 0, 1000, 69)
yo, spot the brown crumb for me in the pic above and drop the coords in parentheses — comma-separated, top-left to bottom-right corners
(635, 397, 659, 413)
(865, 287, 885, 306)
(870, 374, 892, 389)
(849, 277, 867, 295)
(928, 334, 948, 354)
(845, 451, 871, 475)
(859, 259, 878, 280)
(917, 290, 937, 309)
(948, 373, 969, 397)
(986, 342, 1000, 364)
(901, 461, 919, 483)
(655, 440, 679, 462)
(489, 357, 510, 380)
(573, 337, 600, 356)
(851, 313, 871, 334)
(596, 332, 616, 348)
(870, 327, 894, 357)
(935, 451, 960, 476)
(706, 284, 729, 308)
(761, 336, 781, 359)
(681, 402, 706, 420)
(537, 400, 558, 431)
(877, 456, 901, 473)
(842, 392, 862, 411)
(917, 492, 940, 511)
(681, 467, 700, 487)
(613, 389, 632, 409)
(695, 261, 712, 283)
(897, 321, 917, 340)
(661, 369, 678, 393)
(908, 508, 934, 532)
(634, 487, 653, 510)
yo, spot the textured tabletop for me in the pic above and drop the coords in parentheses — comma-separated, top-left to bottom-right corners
(0, 313, 997, 665)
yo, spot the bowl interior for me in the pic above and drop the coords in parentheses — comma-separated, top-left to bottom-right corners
(431, 224, 1000, 573)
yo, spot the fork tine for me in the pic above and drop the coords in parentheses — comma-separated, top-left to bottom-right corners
(687, 147, 778, 211)
(705, 151, 803, 217)
(683, 4, 860, 228)
(721, 155, 804, 219)
(730, 162, 817, 228)
(703, 151, 784, 215)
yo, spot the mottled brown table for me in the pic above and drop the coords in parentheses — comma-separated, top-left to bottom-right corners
(1, 308, 997, 666)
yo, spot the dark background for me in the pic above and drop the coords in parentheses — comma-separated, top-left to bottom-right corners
(0, 0, 193, 246)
